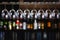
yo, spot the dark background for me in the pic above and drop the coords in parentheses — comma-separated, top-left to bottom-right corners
(0, 0, 59, 2)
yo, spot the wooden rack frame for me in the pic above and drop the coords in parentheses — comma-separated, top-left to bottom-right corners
(0, 2, 60, 9)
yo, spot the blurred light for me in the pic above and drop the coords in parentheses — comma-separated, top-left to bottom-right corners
(41, 22, 44, 29)
(47, 22, 51, 28)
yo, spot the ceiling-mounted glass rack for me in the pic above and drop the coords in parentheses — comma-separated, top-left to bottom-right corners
(0, 2, 60, 5)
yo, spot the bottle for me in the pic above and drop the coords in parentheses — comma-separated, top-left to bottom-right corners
(13, 21, 16, 30)
(23, 22, 26, 30)
(0, 21, 3, 26)
(16, 20, 23, 30)
(52, 23, 57, 29)
(27, 24, 31, 29)
(16, 20, 20, 30)
(47, 21, 51, 28)
(37, 22, 41, 29)
(30, 24, 33, 29)
(34, 19, 37, 30)
(27, 23, 33, 30)
(0, 21, 3, 30)
(55, 23, 57, 29)
(41, 22, 44, 29)
(8, 21, 12, 30)
(3, 20, 8, 30)
(19, 22, 23, 30)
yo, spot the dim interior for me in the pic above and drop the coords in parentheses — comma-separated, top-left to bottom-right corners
(0, 0, 60, 40)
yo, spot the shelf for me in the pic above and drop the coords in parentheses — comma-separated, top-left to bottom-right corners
(0, 2, 60, 9)
(0, 2, 60, 5)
